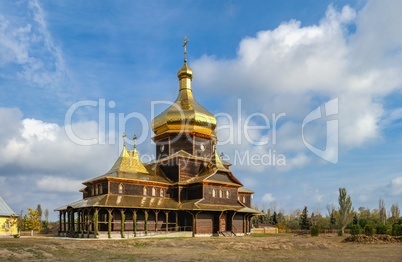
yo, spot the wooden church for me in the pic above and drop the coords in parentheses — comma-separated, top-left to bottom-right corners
(56, 42, 260, 238)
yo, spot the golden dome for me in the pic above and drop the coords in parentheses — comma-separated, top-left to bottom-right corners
(152, 61, 217, 137)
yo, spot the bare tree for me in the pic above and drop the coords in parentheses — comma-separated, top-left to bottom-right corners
(326, 203, 335, 217)
(379, 198, 386, 225)
(338, 188, 353, 234)
(390, 203, 400, 224)
(269, 201, 277, 214)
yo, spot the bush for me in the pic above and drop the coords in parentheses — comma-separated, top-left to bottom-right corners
(350, 224, 361, 236)
(364, 225, 374, 236)
(310, 225, 319, 236)
(392, 224, 402, 236)
(337, 229, 343, 236)
(376, 224, 388, 235)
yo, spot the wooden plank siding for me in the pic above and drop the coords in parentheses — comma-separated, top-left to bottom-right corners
(203, 186, 239, 205)
(196, 213, 213, 234)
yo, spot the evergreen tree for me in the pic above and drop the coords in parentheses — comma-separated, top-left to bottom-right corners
(330, 211, 336, 229)
(353, 214, 358, 225)
(299, 206, 311, 230)
(272, 211, 278, 225)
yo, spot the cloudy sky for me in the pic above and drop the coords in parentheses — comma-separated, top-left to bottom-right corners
(0, 0, 401, 220)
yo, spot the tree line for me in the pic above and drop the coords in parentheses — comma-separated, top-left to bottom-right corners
(252, 188, 402, 236)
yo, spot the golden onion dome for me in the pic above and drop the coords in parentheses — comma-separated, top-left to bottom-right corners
(152, 60, 217, 137)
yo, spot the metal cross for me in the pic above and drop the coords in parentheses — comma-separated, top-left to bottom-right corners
(183, 36, 189, 61)
(133, 134, 137, 149)
(122, 132, 127, 146)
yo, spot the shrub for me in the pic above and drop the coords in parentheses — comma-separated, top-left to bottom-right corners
(337, 229, 343, 236)
(376, 224, 388, 235)
(364, 225, 374, 236)
(350, 224, 361, 236)
(392, 224, 402, 236)
(311, 225, 319, 236)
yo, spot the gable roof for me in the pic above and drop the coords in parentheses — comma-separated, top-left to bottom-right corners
(0, 196, 16, 216)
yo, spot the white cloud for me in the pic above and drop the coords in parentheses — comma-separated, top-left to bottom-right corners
(193, 1, 402, 163)
(21, 118, 59, 141)
(0, 107, 116, 176)
(389, 176, 402, 196)
(0, 0, 67, 87)
(262, 193, 275, 203)
(36, 176, 83, 193)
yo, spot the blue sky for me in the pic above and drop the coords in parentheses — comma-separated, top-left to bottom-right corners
(0, 0, 401, 220)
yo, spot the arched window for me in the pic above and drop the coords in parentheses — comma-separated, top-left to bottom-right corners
(152, 187, 156, 196)
(143, 186, 148, 196)
(219, 189, 223, 198)
(160, 188, 164, 197)
(226, 190, 230, 199)
(118, 183, 124, 194)
(212, 189, 216, 198)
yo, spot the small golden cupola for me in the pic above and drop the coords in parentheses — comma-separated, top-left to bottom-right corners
(152, 38, 217, 138)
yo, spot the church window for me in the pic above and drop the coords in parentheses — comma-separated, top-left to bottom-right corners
(212, 189, 216, 198)
(219, 189, 223, 198)
(152, 187, 156, 196)
(160, 189, 164, 197)
(143, 187, 148, 196)
(118, 184, 124, 194)
(226, 190, 230, 199)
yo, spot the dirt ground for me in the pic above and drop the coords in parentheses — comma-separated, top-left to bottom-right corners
(0, 234, 401, 261)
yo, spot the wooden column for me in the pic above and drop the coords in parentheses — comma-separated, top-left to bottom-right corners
(144, 210, 148, 235)
(63, 211, 66, 233)
(164, 211, 170, 233)
(107, 208, 113, 238)
(66, 210, 70, 232)
(231, 212, 237, 233)
(94, 208, 99, 237)
(175, 212, 179, 231)
(191, 212, 196, 237)
(133, 209, 137, 237)
(120, 209, 125, 238)
(59, 212, 62, 233)
(243, 215, 246, 234)
(154, 210, 159, 232)
(78, 210, 83, 237)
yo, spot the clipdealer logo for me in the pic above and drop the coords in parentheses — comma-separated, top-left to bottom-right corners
(302, 98, 339, 164)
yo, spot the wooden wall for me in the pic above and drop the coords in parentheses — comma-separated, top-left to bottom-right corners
(232, 213, 244, 233)
(196, 213, 213, 234)
(203, 185, 238, 205)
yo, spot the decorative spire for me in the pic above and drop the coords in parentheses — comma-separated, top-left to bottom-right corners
(212, 148, 228, 171)
(183, 36, 189, 63)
